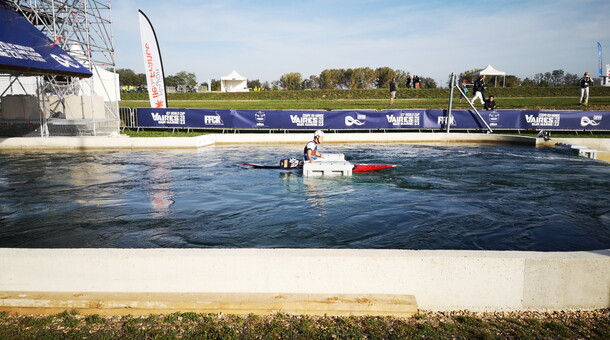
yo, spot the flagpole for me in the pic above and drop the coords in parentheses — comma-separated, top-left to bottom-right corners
(598, 42, 603, 77)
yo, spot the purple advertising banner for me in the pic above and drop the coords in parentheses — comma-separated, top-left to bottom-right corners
(523, 110, 610, 130)
(335, 110, 425, 129)
(137, 108, 233, 128)
(424, 110, 527, 130)
(137, 108, 610, 131)
(232, 110, 327, 129)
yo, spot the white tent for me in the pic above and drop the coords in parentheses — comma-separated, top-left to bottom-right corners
(220, 70, 249, 92)
(77, 65, 121, 102)
(69, 43, 120, 102)
(474, 64, 506, 87)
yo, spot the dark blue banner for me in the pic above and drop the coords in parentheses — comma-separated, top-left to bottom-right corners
(424, 110, 487, 130)
(137, 108, 234, 128)
(137, 108, 610, 131)
(337, 110, 425, 129)
(232, 110, 327, 129)
(525, 110, 610, 130)
(478, 110, 523, 129)
(0, 3, 92, 78)
(428, 110, 527, 130)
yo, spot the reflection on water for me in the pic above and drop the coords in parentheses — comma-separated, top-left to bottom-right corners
(148, 158, 175, 218)
(64, 156, 124, 208)
(0, 143, 609, 251)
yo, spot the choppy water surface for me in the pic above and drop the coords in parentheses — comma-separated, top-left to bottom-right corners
(1, 143, 609, 251)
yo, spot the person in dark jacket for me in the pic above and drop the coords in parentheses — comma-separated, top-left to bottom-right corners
(579, 72, 593, 106)
(472, 75, 486, 104)
(484, 95, 497, 110)
(389, 77, 397, 105)
(413, 75, 421, 89)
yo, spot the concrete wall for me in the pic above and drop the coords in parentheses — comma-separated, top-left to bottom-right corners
(45, 95, 106, 120)
(214, 132, 536, 146)
(0, 134, 214, 150)
(544, 138, 610, 152)
(1, 248, 608, 312)
(537, 138, 610, 161)
(1, 95, 40, 120)
(0, 133, 535, 151)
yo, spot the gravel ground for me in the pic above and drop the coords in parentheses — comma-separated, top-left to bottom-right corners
(1, 309, 609, 339)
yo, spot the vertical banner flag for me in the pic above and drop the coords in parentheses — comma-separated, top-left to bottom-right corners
(598, 42, 603, 77)
(138, 10, 167, 108)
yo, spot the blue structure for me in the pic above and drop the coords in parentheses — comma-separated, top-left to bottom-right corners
(136, 108, 610, 131)
(0, 2, 91, 78)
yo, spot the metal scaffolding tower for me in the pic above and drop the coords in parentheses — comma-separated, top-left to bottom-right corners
(1, 0, 119, 136)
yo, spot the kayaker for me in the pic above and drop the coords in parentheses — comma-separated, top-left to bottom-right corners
(304, 130, 325, 163)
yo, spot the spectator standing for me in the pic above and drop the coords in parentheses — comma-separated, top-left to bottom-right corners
(406, 75, 412, 89)
(389, 77, 397, 105)
(484, 95, 497, 110)
(471, 75, 486, 104)
(459, 79, 469, 103)
(579, 72, 593, 106)
(413, 75, 421, 89)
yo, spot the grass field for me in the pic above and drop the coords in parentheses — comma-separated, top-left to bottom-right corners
(119, 96, 610, 111)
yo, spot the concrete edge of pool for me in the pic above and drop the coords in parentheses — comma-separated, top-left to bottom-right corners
(0, 248, 609, 315)
(0, 134, 609, 315)
(0, 132, 609, 161)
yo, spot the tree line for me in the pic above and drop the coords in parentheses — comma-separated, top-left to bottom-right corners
(117, 69, 197, 88)
(115, 67, 435, 91)
(275, 67, 437, 90)
(115, 67, 590, 92)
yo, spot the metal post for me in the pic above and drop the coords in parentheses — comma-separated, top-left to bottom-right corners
(447, 73, 455, 133)
(452, 75, 494, 134)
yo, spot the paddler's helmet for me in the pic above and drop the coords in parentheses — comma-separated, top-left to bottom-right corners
(314, 130, 325, 137)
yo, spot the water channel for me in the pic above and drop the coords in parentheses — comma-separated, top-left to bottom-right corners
(1, 143, 609, 251)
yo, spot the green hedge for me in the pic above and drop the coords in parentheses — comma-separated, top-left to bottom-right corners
(121, 86, 610, 101)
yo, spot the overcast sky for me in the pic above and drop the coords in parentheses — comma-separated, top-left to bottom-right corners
(112, 0, 610, 87)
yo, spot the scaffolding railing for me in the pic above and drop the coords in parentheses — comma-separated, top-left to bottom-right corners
(1, 0, 119, 137)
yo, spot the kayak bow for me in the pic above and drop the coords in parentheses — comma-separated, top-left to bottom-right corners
(352, 164, 397, 172)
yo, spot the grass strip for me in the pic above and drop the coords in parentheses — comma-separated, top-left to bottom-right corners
(121, 129, 610, 139)
(120, 96, 610, 110)
(1, 309, 608, 339)
(121, 130, 211, 137)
